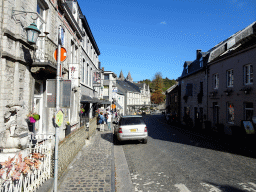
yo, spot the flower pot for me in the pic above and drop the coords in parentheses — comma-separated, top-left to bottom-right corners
(29, 117, 36, 123)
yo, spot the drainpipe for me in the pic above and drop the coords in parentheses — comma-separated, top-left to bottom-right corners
(206, 65, 209, 122)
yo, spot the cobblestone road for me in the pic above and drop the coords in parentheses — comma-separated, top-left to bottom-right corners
(123, 115, 256, 192)
(58, 130, 114, 192)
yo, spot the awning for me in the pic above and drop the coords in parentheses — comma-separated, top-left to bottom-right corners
(81, 95, 101, 103)
(115, 102, 123, 109)
(101, 100, 111, 105)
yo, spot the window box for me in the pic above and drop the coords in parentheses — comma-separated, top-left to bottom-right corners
(224, 89, 233, 96)
(240, 86, 252, 94)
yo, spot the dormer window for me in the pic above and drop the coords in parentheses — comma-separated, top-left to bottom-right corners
(199, 57, 203, 67)
(186, 65, 188, 74)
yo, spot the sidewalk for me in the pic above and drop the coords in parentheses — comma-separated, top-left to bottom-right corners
(58, 126, 115, 192)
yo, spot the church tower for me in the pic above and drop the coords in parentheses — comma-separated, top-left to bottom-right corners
(125, 71, 133, 83)
(118, 70, 125, 81)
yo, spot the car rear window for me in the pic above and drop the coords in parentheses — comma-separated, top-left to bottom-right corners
(120, 117, 145, 125)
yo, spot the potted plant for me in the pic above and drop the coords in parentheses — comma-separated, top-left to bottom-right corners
(65, 121, 71, 137)
(27, 112, 40, 123)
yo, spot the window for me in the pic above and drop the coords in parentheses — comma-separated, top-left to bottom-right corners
(227, 69, 234, 87)
(82, 59, 85, 83)
(213, 73, 219, 89)
(244, 64, 253, 85)
(37, 3, 43, 17)
(227, 103, 234, 123)
(200, 82, 203, 94)
(175, 95, 178, 102)
(199, 57, 203, 67)
(104, 74, 109, 80)
(90, 67, 92, 86)
(244, 103, 253, 120)
(184, 107, 190, 116)
(186, 65, 189, 74)
(186, 84, 193, 96)
(86, 64, 89, 85)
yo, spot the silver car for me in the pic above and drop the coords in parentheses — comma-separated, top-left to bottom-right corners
(113, 115, 148, 144)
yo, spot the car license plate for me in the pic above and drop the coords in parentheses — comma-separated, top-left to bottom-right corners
(130, 129, 137, 132)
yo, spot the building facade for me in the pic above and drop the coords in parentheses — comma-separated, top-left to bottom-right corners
(178, 51, 208, 129)
(0, 0, 103, 151)
(207, 22, 256, 135)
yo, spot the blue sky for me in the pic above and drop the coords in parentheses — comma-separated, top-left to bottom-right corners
(78, 0, 255, 82)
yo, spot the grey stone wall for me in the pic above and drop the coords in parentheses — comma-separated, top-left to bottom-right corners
(56, 116, 97, 179)
(57, 125, 87, 179)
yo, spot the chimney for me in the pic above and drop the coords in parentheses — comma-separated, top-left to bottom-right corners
(102, 67, 104, 71)
(196, 49, 201, 60)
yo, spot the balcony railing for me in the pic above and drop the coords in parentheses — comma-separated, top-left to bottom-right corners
(34, 36, 57, 67)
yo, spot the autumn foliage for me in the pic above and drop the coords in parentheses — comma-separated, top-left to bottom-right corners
(151, 72, 165, 104)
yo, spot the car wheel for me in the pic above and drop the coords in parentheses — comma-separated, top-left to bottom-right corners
(142, 138, 147, 144)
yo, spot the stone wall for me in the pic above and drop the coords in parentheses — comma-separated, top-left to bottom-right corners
(57, 125, 87, 179)
(88, 117, 97, 139)
(57, 117, 96, 179)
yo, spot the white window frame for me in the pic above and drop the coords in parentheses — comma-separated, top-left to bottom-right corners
(82, 59, 85, 83)
(213, 73, 219, 89)
(244, 64, 253, 85)
(199, 57, 203, 67)
(86, 63, 89, 85)
(227, 69, 234, 87)
(244, 102, 254, 120)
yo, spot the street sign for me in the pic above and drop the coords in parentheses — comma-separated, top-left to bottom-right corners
(54, 47, 67, 62)
(55, 110, 64, 127)
(46, 79, 71, 108)
(60, 28, 65, 45)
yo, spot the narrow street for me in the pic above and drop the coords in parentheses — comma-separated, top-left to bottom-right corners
(120, 114, 256, 192)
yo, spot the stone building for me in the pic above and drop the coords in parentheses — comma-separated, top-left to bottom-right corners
(0, 0, 102, 153)
(165, 82, 180, 123)
(117, 71, 151, 115)
(178, 50, 208, 129)
(207, 22, 256, 135)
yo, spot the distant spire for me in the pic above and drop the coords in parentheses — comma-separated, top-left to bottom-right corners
(126, 71, 133, 83)
(119, 70, 125, 81)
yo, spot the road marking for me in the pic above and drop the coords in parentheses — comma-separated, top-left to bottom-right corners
(143, 181, 154, 186)
(201, 183, 221, 192)
(249, 182, 256, 188)
(238, 183, 256, 192)
(174, 184, 192, 192)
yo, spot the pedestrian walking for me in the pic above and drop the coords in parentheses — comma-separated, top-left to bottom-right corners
(104, 112, 108, 124)
(98, 112, 104, 132)
(107, 112, 112, 131)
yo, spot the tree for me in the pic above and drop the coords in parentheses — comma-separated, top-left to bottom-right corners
(151, 72, 165, 104)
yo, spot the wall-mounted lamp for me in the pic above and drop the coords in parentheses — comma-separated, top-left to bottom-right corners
(11, 7, 41, 44)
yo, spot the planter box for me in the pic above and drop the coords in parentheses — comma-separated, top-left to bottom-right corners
(65, 125, 71, 137)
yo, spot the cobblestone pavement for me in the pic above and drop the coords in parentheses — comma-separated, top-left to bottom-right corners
(58, 128, 114, 192)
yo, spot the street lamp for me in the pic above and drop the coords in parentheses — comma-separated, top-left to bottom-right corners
(25, 23, 41, 44)
(11, 8, 41, 44)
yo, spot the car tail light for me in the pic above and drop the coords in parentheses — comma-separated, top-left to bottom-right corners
(144, 127, 147, 132)
(118, 127, 123, 133)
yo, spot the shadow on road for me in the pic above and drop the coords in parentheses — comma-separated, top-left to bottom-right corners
(143, 114, 256, 159)
(203, 181, 248, 192)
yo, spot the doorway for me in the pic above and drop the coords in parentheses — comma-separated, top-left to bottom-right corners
(213, 102, 219, 126)
(33, 81, 43, 134)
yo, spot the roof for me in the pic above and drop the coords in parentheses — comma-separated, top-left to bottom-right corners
(116, 80, 140, 93)
(207, 21, 256, 63)
(66, 0, 100, 55)
(166, 82, 178, 94)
